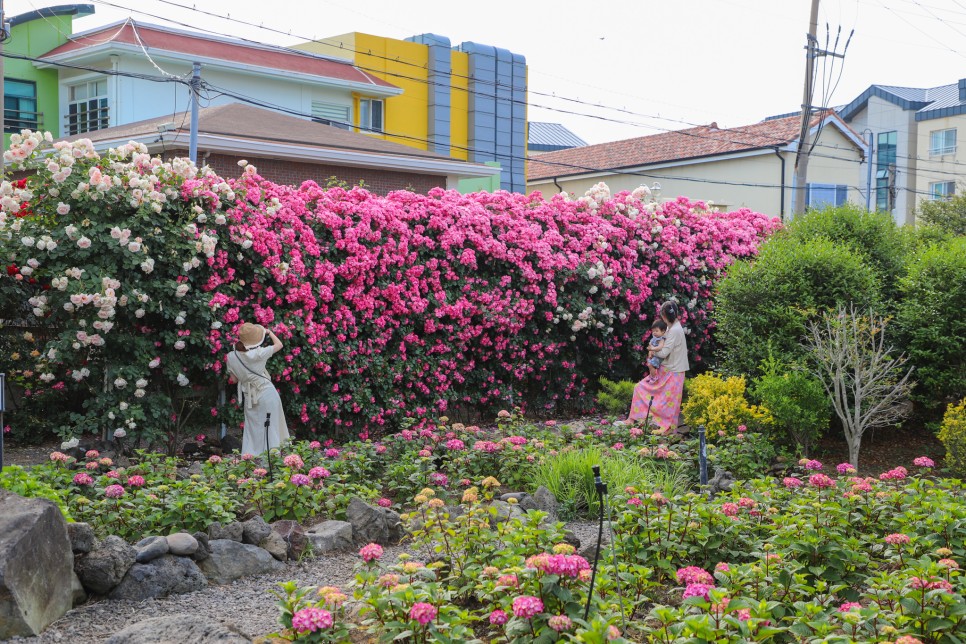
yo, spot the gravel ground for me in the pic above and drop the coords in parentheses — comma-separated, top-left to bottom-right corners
(10, 524, 601, 644)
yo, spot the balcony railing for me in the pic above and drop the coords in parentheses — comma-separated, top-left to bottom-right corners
(64, 105, 110, 136)
(4, 109, 44, 134)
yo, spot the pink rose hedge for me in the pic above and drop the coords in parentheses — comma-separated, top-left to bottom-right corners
(0, 135, 780, 443)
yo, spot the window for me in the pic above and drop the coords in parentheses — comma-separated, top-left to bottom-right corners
(358, 98, 384, 133)
(929, 128, 957, 156)
(311, 101, 350, 130)
(66, 80, 109, 135)
(877, 131, 897, 167)
(876, 170, 893, 211)
(4, 79, 40, 133)
(929, 181, 956, 201)
(805, 183, 848, 209)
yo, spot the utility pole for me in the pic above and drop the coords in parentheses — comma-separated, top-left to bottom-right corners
(188, 61, 200, 164)
(1, 0, 7, 172)
(793, 0, 821, 217)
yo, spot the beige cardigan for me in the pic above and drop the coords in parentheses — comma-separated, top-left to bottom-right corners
(653, 320, 690, 373)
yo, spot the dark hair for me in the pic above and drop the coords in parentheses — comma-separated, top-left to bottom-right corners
(660, 300, 679, 323)
(651, 319, 668, 332)
(233, 341, 249, 352)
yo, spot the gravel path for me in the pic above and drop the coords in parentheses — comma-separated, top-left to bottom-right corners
(11, 523, 601, 644)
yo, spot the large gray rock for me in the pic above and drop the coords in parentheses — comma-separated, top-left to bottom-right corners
(270, 520, 307, 560)
(258, 531, 288, 562)
(533, 486, 559, 521)
(241, 515, 271, 545)
(71, 571, 87, 607)
(198, 539, 284, 585)
(346, 497, 404, 545)
(105, 613, 251, 643)
(166, 532, 199, 556)
(708, 468, 735, 497)
(207, 521, 244, 542)
(305, 521, 354, 554)
(109, 555, 208, 601)
(489, 500, 525, 527)
(191, 531, 211, 562)
(67, 522, 96, 554)
(135, 536, 170, 563)
(74, 535, 136, 595)
(0, 490, 76, 638)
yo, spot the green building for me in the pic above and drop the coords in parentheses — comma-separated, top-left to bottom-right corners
(4, 4, 93, 148)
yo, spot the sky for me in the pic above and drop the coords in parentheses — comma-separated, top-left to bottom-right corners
(8, 0, 966, 145)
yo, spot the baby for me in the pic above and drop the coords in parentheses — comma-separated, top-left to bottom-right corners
(646, 319, 667, 382)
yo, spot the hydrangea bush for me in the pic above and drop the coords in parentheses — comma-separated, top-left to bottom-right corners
(0, 135, 780, 443)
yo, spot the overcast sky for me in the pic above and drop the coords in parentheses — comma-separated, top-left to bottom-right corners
(10, 0, 966, 144)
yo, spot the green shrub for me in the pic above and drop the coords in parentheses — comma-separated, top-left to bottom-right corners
(938, 398, 966, 476)
(681, 372, 772, 436)
(790, 203, 911, 299)
(714, 236, 881, 377)
(896, 237, 966, 414)
(0, 465, 72, 519)
(706, 430, 779, 480)
(529, 447, 689, 519)
(751, 356, 830, 455)
(917, 190, 966, 236)
(596, 377, 636, 415)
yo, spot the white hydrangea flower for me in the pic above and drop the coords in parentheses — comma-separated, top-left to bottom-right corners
(176, 374, 189, 387)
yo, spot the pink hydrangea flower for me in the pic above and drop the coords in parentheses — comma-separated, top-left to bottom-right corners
(377, 498, 392, 508)
(126, 475, 145, 487)
(359, 543, 383, 562)
(721, 502, 739, 517)
(445, 438, 465, 451)
(783, 476, 803, 488)
(627, 496, 643, 506)
(497, 574, 518, 588)
(283, 454, 304, 469)
(804, 459, 823, 471)
(290, 473, 312, 486)
(428, 472, 448, 487)
(49, 451, 70, 463)
(409, 602, 437, 626)
(682, 583, 714, 600)
(207, 455, 222, 464)
(512, 595, 544, 619)
(548, 614, 573, 632)
(488, 609, 508, 625)
(676, 566, 714, 585)
(324, 448, 340, 458)
(913, 456, 935, 468)
(86, 450, 99, 459)
(253, 468, 267, 478)
(884, 533, 911, 546)
(308, 466, 331, 479)
(72, 472, 94, 486)
(838, 601, 862, 612)
(836, 463, 856, 474)
(104, 484, 125, 498)
(715, 562, 730, 572)
(291, 607, 333, 633)
(808, 474, 835, 489)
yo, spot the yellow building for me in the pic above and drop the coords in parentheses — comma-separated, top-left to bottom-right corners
(296, 32, 526, 192)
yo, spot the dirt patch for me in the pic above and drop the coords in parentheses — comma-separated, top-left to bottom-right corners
(812, 424, 944, 476)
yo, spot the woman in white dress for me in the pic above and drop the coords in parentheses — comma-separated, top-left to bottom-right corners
(226, 323, 290, 455)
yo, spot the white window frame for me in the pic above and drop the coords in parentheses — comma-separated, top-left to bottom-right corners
(806, 183, 848, 210)
(311, 101, 351, 130)
(929, 128, 957, 156)
(929, 180, 956, 201)
(358, 98, 384, 134)
(66, 79, 109, 135)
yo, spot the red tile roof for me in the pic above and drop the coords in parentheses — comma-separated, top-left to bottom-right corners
(42, 21, 396, 89)
(527, 113, 846, 181)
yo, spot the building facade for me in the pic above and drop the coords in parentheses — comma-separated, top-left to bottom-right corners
(839, 81, 966, 225)
(295, 33, 528, 192)
(3, 4, 94, 147)
(527, 113, 867, 220)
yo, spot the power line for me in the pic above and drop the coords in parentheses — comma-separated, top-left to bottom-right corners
(0, 51, 189, 84)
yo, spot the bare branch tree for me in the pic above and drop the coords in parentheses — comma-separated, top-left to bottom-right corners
(804, 305, 915, 468)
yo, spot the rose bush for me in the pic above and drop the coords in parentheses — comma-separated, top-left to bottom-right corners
(0, 135, 780, 443)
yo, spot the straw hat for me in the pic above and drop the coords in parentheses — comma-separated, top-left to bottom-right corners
(238, 323, 266, 349)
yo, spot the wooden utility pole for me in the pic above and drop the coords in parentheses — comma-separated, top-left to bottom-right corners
(793, 0, 821, 217)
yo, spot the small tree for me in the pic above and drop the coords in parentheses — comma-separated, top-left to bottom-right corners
(917, 190, 966, 236)
(805, 305, 915, 468)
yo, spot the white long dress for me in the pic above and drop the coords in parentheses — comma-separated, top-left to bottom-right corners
(226, 347, 290, 455)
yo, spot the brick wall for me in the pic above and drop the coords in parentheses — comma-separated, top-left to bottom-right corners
(165, 150, 446, 195)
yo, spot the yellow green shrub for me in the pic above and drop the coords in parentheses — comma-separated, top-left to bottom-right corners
(682, 372, 772, 435)
(938, 398, 966, 476)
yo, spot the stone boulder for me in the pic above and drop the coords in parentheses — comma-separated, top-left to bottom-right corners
(166, 532, 199, 556)
(207, 521, 244, 542)
(241, 515, 272, 545)
(533, 486, 559, 521)
(346, 497, 404, 545)
(105, 614, 251, 644)
(0, 490, 75, 638)
(489, 500, 525, 527)
(191, 531, 211, 562)
(67, 522, 96, 554)
(135, 536, 170, 563)
(708, 468, 735, 497)
(109, 555, 208, 601)
(198, 539, 284, 585)
(305, 521, 354, 554)
(578, 532, 611, 562)
(258, 531, 288, 562)
(74, 535, 136, 595)
(270, 520, 307, 560)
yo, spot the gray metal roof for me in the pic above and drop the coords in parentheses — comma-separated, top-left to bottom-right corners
(839, 81, 966, 122)
(528, 122, 587, 150)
